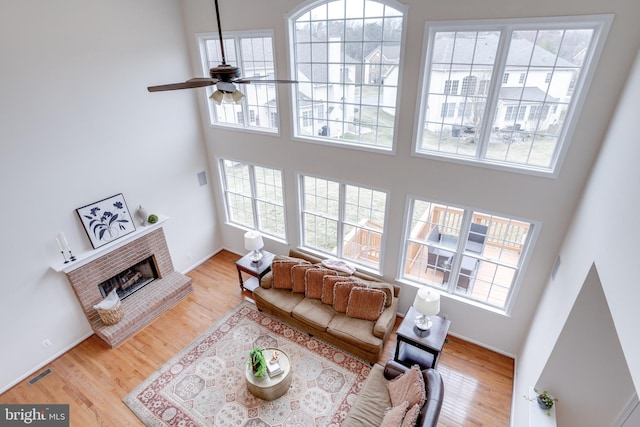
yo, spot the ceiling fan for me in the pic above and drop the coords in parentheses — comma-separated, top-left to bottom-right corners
(147, 0, 297, 104)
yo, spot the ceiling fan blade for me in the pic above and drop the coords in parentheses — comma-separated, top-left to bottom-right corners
(147, 77, 215, 92)
(234, 79, 298, 84)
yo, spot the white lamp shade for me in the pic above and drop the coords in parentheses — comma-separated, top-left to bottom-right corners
(209, 90, 224, 105)
(244, 231, 264, 252)
(413, 288, 440, 317)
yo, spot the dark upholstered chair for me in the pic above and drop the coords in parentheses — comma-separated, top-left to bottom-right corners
(343, 360, 444, 427)
(426, 223, 488, 292)
(384, 361, 444, 427)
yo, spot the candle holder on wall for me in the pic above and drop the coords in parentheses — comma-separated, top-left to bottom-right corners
(59, 249, 69, 264)
(68, 249, 76, 262)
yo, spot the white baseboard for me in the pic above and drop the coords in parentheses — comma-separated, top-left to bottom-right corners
(613, 393, 639, 427)
(181, 249, 221, 274)
(0, 332, 94, 395)
(445, 330, 517, 359)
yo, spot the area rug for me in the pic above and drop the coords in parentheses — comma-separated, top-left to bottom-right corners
(123, 301, 371, 426)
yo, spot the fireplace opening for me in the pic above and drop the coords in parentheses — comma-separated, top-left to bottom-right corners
(98, 256, 159, 300)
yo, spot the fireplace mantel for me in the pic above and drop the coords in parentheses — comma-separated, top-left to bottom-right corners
(51, 215, 169, 274)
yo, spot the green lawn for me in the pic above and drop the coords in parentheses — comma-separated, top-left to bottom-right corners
(421, 130, 558, 168)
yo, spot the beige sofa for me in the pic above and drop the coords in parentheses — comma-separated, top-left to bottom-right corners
(253, 249, 400, 363)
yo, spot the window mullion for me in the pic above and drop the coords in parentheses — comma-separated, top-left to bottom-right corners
(443, 210, 471, 293)
(336, 183, 346, 258)
(235, 36, 252, 126)
(477, 29, 511, 159)
(248, 165, 260, 230)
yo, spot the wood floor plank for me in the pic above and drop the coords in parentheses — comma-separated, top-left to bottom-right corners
(0, 250, 514, 426)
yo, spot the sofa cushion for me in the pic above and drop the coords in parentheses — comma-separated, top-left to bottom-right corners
(305, 268, 337, 299)
(363, 281, 395, 307)
(341, 364, 390, 427)
(292, 264, 318, 293)
(252, 287, 304, 316)
(387, 365, 426, 408)
(381, 401, 409, 427)
(272, 258, 308, 289)
(400, 403, 420, 427)
(333, 281, 364, 313)
(346, 287, 386, 321)
(292, 298, 336, 331)
(327, 313, 382, 355)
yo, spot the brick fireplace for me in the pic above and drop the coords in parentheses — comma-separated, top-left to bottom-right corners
(65, 227, 192, 348)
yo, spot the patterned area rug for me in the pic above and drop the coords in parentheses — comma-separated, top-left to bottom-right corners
(123, 301, 371, 426)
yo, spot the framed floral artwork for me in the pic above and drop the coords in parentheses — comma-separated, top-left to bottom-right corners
(76, 193, 136, 249)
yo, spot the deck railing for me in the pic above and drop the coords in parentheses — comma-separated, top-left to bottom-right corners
(343, 220, 382, 266)
(345, 206, 530, 269)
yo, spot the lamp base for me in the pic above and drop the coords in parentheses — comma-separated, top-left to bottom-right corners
(414, 314, 433, 331)
(249, 249, 263, 263)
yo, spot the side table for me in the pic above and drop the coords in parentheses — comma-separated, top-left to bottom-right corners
(394, 306, 451, 370)
(236, 250, 274, 292)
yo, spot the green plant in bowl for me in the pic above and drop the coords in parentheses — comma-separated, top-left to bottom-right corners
(147, 214, 158, 224)
(248, 346, 267, 377)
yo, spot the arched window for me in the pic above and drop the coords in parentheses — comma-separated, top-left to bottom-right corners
(288, 0, 406, 151)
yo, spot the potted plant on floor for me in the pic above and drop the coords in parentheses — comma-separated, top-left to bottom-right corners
(248, 346, 267, 377)
(525, 389, 558, 416)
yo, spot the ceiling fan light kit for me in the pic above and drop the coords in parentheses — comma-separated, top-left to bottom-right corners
(147, 0, 296, 103)
(209, 89, 244, 105)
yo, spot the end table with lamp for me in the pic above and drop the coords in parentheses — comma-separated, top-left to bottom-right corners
(394, 288, 451, 370)
(236, 231, 274, 292)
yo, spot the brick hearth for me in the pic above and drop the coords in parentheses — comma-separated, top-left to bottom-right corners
(65, 228, 192, 347)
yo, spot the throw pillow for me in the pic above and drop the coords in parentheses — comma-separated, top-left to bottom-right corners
(380, 401, 409, 427)
(387, 365, 426, 408)
(333, 281, 363, 313)
(292, 264, 318, 293)
(363, 280, 395, 307)
(272, 259, 305, 289)
(400, 403, 420, 427)
(305, 268, 337, 299)
(322, 275, 352, 305)
(346, 287, 386, 321)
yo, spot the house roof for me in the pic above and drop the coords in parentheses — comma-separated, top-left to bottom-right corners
(500, 87, 559, 102)
(294, 32, 359, 83)
(365, 44, 401, 63)
(431, 33, 576, 68)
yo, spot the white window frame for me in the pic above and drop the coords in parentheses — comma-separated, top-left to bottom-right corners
(398, 196, 539, 313)
(287, 0, 408, 154)
(219, 158, 287, 240)
(197, 30, 283, 134)
(412, 14, 613, 177)
(298, 174, 388, 273)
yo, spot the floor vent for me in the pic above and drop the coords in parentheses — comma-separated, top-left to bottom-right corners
(28, 368, 52, 386)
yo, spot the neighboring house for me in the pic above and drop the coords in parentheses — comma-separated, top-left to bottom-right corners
(424, 33, 574, 134)
(364, 44, 401, 116)
(364, 44, 401, 84)
(295, 36, 358, 138)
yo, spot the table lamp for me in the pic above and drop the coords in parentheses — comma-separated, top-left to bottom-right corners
(244, 231, 264, 263)
(413, 288, 440, 330)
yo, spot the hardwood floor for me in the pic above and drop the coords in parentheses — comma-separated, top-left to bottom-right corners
(0, 250, 514, 426)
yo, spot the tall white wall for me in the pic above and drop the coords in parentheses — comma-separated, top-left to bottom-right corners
(515, 48, 640, 424)
(0, 0, 218, 392)
(181, 0, 640, 358)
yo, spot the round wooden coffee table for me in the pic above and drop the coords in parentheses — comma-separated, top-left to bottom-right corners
(245, 348, 292, 401)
